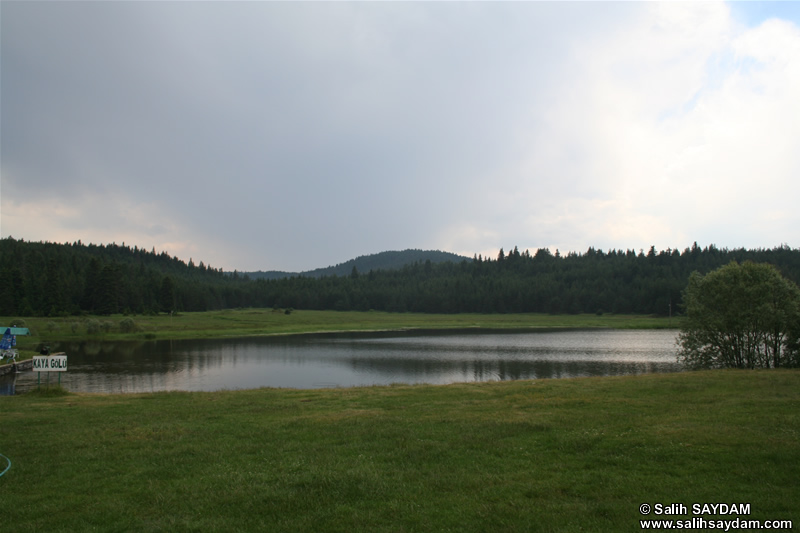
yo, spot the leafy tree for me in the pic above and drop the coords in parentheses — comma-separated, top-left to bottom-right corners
(677, 261, 800, 369)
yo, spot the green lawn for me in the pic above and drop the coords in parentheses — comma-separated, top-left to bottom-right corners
(1, 369, 797, 532)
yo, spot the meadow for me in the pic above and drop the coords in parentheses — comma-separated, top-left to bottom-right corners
(4, 309, 678, 348)
(4, 310, 794, 531)
(1, 370, 797, 531)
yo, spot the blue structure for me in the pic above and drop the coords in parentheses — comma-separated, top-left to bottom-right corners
(3, 327, 30, 336)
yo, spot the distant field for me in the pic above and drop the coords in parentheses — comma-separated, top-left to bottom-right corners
(3, 309, 680, 349)
(1, 370, 797, 531)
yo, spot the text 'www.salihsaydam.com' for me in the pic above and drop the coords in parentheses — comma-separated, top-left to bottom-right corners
(638, 503, 793, 530)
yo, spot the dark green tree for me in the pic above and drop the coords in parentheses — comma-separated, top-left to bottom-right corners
(96, 265, 121, 315)
(160, 276, 176, 313)
(0, 266, 24, 315)
(81, 258, 102, 312)
(43, 258, 65, 315)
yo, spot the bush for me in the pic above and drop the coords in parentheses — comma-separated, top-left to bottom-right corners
(86, 319, 101, 335)
(119, 318, 138, 333)
(678, 261, 800, 369)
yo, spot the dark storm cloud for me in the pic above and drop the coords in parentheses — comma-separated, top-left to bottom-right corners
(2, 1, 581, 268)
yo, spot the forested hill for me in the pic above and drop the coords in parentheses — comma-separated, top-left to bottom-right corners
(2, 237, 800, 317)
(245, 249, 470, 280)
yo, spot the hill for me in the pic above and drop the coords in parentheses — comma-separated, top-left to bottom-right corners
(245, 249, 470, 280)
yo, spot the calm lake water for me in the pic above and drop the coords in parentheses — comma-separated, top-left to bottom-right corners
(2, 329, 682, 395)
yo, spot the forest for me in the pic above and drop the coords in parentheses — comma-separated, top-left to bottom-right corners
(1, 237, 799, 317)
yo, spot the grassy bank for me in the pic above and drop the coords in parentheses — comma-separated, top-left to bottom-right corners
(1, 370, 798, 531)
(3, 309, 680, 349)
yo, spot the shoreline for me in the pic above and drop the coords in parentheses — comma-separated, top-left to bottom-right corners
(0, 358, 33, 376)
(4, 309, 681, 347)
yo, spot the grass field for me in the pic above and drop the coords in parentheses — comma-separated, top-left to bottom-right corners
(3, 308, 679, 347)
(1, 369, 798, 531)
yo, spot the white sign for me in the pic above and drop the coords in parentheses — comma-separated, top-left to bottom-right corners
(32, 355, 68, 372)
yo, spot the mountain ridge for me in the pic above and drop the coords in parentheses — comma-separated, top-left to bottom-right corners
(244, 249, 471, 280)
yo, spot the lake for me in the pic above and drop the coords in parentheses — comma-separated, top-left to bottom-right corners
(1, 329, 682, 395)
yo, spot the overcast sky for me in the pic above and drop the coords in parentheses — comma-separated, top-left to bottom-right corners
(2, 1, 799, 272)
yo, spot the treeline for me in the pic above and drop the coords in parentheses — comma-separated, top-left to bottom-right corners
(260, 244, 800, 315)
(2, 237, 800, 317)
(0, 238, 245, 316)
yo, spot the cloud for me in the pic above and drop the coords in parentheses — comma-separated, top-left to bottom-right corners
(490, 1, 800, 254)
(2, 2, 798, 271)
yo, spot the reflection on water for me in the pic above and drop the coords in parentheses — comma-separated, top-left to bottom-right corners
(5, 329, 682, 395)
(0, 373, 17, 396)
